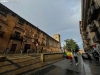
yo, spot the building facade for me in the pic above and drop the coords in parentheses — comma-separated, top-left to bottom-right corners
(80, 0, 100, 53)
(0, 3, 61, 54)
(53, 34, 61, 52)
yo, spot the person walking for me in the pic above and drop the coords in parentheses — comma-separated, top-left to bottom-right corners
(73, 52, 78, 65)
(92, 50, 100, 64)
(27, 48, 30, 55)
(65, 49, 73, 65)
(69, 52, 73, 65)
(6, 48, 9, 54)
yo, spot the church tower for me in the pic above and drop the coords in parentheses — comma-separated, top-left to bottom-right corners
(53, 34, 61, 42)
(53, 34, 61, 50)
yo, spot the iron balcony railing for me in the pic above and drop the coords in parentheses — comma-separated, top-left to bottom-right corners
(89, 23, 97, 32)
(90, 2, 100, 20)
(10, 34, 23, 41)
(92, 34, 100, 43)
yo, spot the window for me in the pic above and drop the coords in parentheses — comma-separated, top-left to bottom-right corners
(41, 38, 45, 46)
(14, 31, 21, 38)
(26, 22, 29, 25)
(18, 19, 24, 25)
(0, 26, 2, 30)
(12, 13, 16, 17)
(0, 9, 8, 17)
(46, 40, 49, 46)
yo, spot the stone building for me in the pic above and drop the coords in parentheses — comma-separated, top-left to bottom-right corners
(53, 34, 61, 52)
(80, 0, 100, 53)
(0, 3, 61, 54)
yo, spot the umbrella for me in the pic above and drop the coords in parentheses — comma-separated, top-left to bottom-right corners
(65, 52, 72, 59)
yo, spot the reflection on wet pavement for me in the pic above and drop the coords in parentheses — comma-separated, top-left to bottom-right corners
(66, 69, 80, 75)
(83, 59, 100, 75)
(45, 56, 85, 75)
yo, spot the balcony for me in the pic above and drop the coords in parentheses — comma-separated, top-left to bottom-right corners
(0, 30, 4, 37)
(87, 9, 92, 24)
(87, 37, 90, 40)
(41, 43, 45, 46)
(90, 5, 100, 20)
(14, 24, 25, 32)
(85, 36, 90, 41)
(89, 24, 97, 32)
(33, 38, 39, 45)
(85, 40, 89, 45)
(10, 34, 23, 41)
(24, 33, 32, 39)
(92, 36, 100, 43)
(33, 34, 38, 39)
(87, 17, 92, 24)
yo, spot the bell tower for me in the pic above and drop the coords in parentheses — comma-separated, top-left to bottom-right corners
(53, 34, 60, 42)
(53, 34, 61, 50)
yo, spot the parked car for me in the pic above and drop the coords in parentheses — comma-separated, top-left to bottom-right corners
(82, 53, 91, 59)
(82, 53, 88, 59)
(86, 53, 92, 59)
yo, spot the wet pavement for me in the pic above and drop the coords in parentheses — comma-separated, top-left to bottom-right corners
(83, 59, 100, 75)
(45, 55, 85, 75)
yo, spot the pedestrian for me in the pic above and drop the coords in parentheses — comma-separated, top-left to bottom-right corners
(96, 41, 100, 53)
(27, 48, 30, 55)
(92, 50, 100, 64)
(69, 51, 73, 65)
(69, 55, 73, 64)
(63, 49, 66, 58)
(6, 48, 9, 54)
(65, 49, 73, 64)
(73, 52, 78, 65)
(92, 46, 96, 60)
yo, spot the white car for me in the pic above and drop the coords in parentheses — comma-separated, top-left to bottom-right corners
(82, 53, 88, 59)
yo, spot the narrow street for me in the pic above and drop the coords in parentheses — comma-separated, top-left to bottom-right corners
(0, 54, 86, 75)
(45, 55, 100, 75)
(45, 55, 85, 75)
(0, 0, 100, 75)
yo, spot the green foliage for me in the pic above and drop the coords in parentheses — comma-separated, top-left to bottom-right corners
(63, 39, 79, 52)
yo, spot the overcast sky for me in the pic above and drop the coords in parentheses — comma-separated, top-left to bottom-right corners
(1, 0, 83, 49)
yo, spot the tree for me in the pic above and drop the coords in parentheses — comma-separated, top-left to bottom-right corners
(63, 39, 79, 52)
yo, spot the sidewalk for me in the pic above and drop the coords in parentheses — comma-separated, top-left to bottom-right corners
(0, 53, 40, 59)
(83, 59, 100, 75)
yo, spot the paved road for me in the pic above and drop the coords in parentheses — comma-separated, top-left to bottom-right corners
(45, 55, 85, 75)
